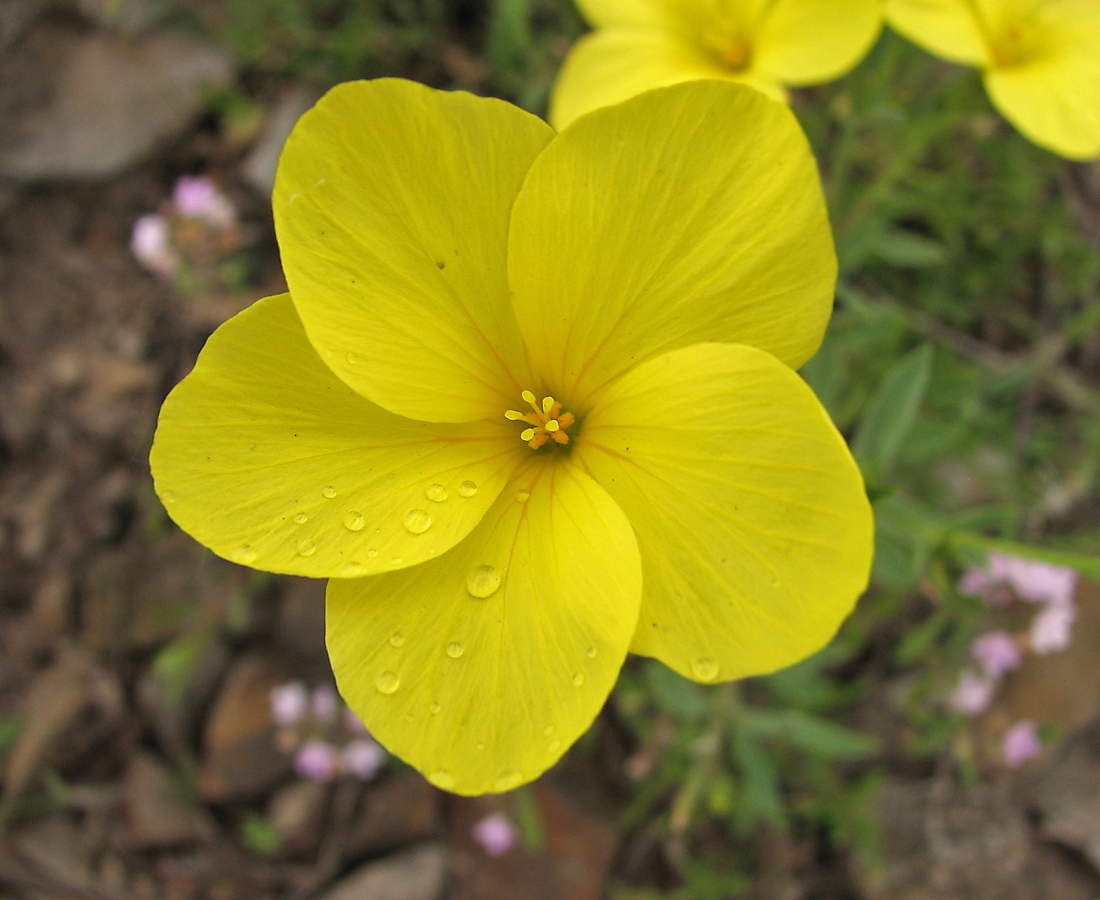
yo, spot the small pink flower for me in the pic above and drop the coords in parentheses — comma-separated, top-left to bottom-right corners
(472, 813, 519, 857)
(131, 213, 179, 277)
(311, 685, 338, 724)
(172, 176, 236, 228)
(958, 567, 991, 598)
(294, 740, 339, 782)
(342, 739, 386, 781)
(1030, 600, 1077, 654)
(270, 681, 308, 727)
(988, 553, 1077, 606)
(950, 668, 996, 715)
(1002, 720, 1042, 767)
(971, 631, 1022, 678)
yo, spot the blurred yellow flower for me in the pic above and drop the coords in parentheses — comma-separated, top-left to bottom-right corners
(151, 79, 873, 795)
(550, 0, 883, 129)
(886, 0, 1100, 159)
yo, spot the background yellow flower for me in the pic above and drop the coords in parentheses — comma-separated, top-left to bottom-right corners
(886, 0, 1100, 159)
(151, 79, 873, 795)
(550, 0, 883, 128)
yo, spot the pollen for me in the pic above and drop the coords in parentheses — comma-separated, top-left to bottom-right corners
(505, 391, 576, 450)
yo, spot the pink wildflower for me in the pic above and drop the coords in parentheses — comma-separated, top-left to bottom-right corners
(1002, 721, 1042, 767)
(971, 631, 1022, 678)
(1030, 600, 1077, 654)
(172, 175, 236, 228)
(294, 739, 339, 782)
(131, 213, 178, 277)
(987, 553, 1077, 606)
(342, 739, 386, 781)
(472, 813, 519, 857)
(950, 668, 996, 716)
(310, 684, 338, 724)
(269, 681, 308, 727)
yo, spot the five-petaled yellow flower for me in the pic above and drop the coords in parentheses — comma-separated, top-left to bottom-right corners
(151, 78, 874, 795)
(550, 0, 883, 129)
(886, 0, 1100, 159)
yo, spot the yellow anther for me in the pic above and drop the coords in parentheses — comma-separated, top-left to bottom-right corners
(508, 391, 576, 450)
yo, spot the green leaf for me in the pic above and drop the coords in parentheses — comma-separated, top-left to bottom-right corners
(872, 228, 947, 268)
(779, 713, 880, 760)
(731, 731, 784, 828)
(644, 661, 711, 722)
(852, 343, 934, 482)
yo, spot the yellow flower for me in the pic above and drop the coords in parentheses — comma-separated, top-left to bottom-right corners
(151, 78, 873, 795)
(550, 0, 883, 129)
(886, 0, 1100, 159)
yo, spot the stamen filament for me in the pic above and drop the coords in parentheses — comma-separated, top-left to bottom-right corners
(505, 391, 577, 450)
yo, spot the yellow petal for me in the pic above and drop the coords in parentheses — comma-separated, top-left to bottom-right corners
(983, 5, 1100, 160)
(884, 0, 992, 67)
(273, 79, 554, 423)
(549, 27, 783, 131)
(326, 460, 641, 795)
(513, 80, 835, 411)
(574, 342, 873, 683)
(753, 0, 883, 85)
(576, 0, 668, 27)
(151, 294, 521, 578)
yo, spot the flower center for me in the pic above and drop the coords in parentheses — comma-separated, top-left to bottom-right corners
(701, 26, 753, 72)
(505, 391, 576, 450)
(989, 21, 1040, 68)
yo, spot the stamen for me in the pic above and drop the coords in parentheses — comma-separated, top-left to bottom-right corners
(505, 391, 577, 450)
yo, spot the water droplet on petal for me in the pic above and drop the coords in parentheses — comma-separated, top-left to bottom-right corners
(161, 491, 177, 503)
(366, 549, 378, 558)
(476, 741, 486, 751)
(548, 740, 561, 753)
(458, 480, 478, 497)
(297, 539, 317, 557)
(586, 646, 597, 659)
(389, 632, 405, 648)
(425, 483, 448, 502)
(375, 671, 400, 694)
(466, 564, 501, 599)
(515, 489, 530, 503)
(494, 770, 521, 792)
(446, 641, 465, 659)
(572, 673, 585, 687)
(346, 351, 358, 364)
(771, 577, 782, 589)
(341, 562, 365, 577)
(692, 657, 720, 682)
(390, 556, 403, 566)
(429, 702, 441, 714)
(403, 509, 431, 534)
(428, 770, 455, 790)
(344, 512, 365, 531)
(543, 725, 555, 737)
(293, 512, 308, 525)
(232, 545, 257, 565)
(404, 713, 413, 723)
(321, 486, 337, 499)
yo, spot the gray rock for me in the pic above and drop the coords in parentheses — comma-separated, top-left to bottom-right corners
(0, 0, 50, 52)
(1035, 721, 1100, 871)
(242, 86, 321, 199)
(319, 844, 447, 900)
(0, 29, 233, 182)
(75, 0, 164, 33)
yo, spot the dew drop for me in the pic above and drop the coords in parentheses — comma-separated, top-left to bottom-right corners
(428, 770, 455, 790)
(161, 490, 177, 503)
(446, 641, 465, 659)
(321, 486, 337, 499)
(543, 725, 555, 737)
(425, 483, 448, 502)
(476, 741, 486, 751)
(296, 539, 317, 557)
(457, 480, 478, 497)
(586, 646, 597, 659)
(404, 713, 413, 723)
(466, 564, 502, 599)
(346, 351, 358, 364)
(403, 509, 432, 534)
(343, 512, 365, 531)
(293, 512, 308, 525)
(366, 549, 378, 558)
(692, 657, 720, 682)
(494, 770, 521, 792)
(515, 489, 530, 503)
(341, 562, 365, 577)
(571, 673, 585, 687)
(390, 556, 403, 566)
(232, 545, 257, 565)
(375, 671, 400, 694)
(389, 632, 406, 648)
(548, 740, 562, 753)
(429, 702, 441, 714)
(771, 577, 782, 589)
